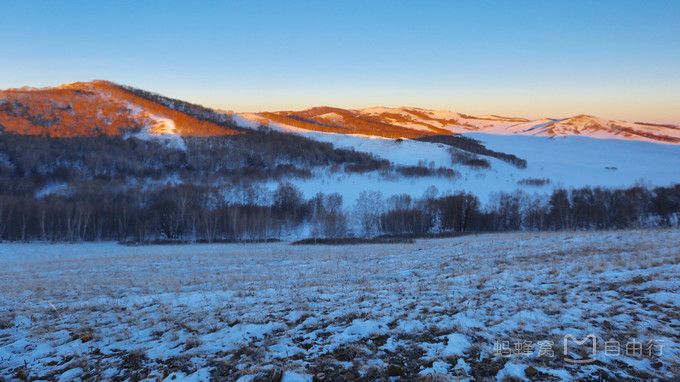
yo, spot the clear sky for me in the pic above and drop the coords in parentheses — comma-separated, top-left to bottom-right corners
(1, 0, 679, 123)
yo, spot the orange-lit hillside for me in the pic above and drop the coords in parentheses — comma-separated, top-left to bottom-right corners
(0, 81, 239, 137)
(247, 106, 680, 145)
(0, 86, 143, 137)
(260, 107, 448, 139)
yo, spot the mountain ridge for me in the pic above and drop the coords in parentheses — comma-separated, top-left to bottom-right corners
(1, 81, 678, 144)
(240, 106, 680, 144)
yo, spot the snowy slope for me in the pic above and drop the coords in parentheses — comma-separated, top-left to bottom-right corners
(234, 117, 680, 206)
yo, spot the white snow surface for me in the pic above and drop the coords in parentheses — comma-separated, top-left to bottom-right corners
(233, 115, 680, 206)
(1, 229, 679, 380)
(133, 115, 187, 150)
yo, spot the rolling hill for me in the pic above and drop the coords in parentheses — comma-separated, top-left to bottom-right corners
(238, 106, 680, 144)
(0, 80, 239, 137)
(2, 80, 678, 144)
(1, 80, 680, 244)
(1, 80, 679, 208)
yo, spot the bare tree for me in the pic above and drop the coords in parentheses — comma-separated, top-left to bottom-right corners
(354, 190, 384, 236)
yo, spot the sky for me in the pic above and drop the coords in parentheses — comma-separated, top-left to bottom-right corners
(1, 0, 679, 123)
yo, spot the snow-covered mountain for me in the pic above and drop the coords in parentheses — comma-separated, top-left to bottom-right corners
(2, 81, 679, 207)
(238, 106, 680, 144)
(2, 81, 678, 144)
(1, 81, 680, 243)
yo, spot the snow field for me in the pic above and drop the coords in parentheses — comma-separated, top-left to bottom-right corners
(1, 229, 679, 380)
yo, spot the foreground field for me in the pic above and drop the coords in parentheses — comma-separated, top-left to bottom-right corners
(1, 230, 679, 381)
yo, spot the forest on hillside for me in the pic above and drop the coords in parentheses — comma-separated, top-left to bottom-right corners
(0, 129, 679, 243)
(1, 83, 679, 242)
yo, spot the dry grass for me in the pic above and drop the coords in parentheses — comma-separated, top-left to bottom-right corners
(0, 229, 678, 380)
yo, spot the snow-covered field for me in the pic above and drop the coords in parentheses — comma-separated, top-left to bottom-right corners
(1, 229, 679, 381)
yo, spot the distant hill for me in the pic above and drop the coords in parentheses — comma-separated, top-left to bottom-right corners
(239, 106, 680, 144)
(2, 81, 677, 144)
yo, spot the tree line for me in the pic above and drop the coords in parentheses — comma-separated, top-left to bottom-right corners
(1, 182, 678, 242)
(372, 185, 680, 236)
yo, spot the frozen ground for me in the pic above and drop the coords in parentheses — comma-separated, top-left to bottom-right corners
(1, 229, 679, 381)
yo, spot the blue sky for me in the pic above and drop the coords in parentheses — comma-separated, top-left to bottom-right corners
(1, 0, 678, 123)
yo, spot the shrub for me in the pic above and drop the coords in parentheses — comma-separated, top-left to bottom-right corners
(517, 178, 551, 186)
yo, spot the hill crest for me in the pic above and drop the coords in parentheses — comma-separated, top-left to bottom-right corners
(1, 81, 678, 144)
(0, 81, 239, 137)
